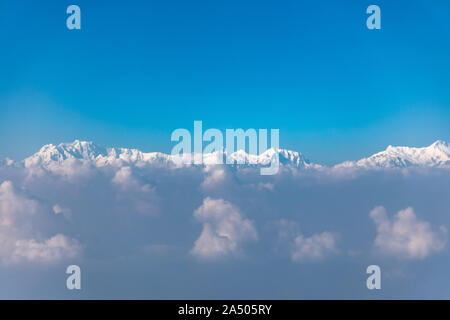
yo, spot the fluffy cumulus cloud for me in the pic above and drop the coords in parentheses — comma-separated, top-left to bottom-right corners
(25, 158, 95, 182)
(276, 220, 338, 262)
(191, 197, 258, 259)
(112, 166, 140, 189)
(0, 180, 81, 264)
(12, 234, 81, 263)
(0, 180, 37, 228)
(291, 232, 338, 262)
(112, 166, 160, 215)
(200, 166, 227, 189)
(370, 206, 447, 259)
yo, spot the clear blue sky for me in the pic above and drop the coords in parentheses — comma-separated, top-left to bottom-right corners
(1, 0, 449, 165)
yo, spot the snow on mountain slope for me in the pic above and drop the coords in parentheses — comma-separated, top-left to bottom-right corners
(226, 148, 317, 169)
(23, 140, 172, 168)
(24, 140, 108, 166)
(21, 140, 315, 169)
(5, 140, 449, 172)
(335, 140, 450, 169)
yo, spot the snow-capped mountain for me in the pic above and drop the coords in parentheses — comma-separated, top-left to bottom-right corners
(24, 140, 174, 168)
(4, 140, 449, 172)
(21, 140, 314, 169)
(24, 140, 108, 166)
(225, 148, 316, 168)
(335, 140, 450, 169)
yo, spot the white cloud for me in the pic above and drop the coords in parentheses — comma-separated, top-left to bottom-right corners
(25, 158, 95, 182)
(257, 182, 274, 191)
(0, 180, 37, 228)
(112, 166, 139, 189)
(200, 166, 227, 189)
(191, 197, 258, 259)
(291, 231, 338, 262)
(12, 234, 81, 263)
(275, 219, 300, 241)
(53, 204, 72, 220)
(370, 206, 447, 259)
(0, 180, 81, 265)
(275, 219, 338, 262)
(112, 166, 160, 215)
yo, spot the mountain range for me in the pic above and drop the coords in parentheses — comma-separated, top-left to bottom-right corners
(2, 140, 449, 170)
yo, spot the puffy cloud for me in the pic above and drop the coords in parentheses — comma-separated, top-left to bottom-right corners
(112, 166, 160, 215)
(370, 206, 447, 259)
(25, 158, 95, 182)
(0, 180, 37, 228)
(191, 197, 258, 259)
(0, 180, 81, 264)
(291, 232, 338, 262)
(112, 166, 140, 189)
(275, 219, 338, 262)
(200, 166, 227, 189)
(12, 234, 81, 263)
(257, 182, 274, 191)
(53, 204, 72, 220)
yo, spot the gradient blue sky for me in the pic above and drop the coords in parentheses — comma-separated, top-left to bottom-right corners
(0, 0, 449, 165)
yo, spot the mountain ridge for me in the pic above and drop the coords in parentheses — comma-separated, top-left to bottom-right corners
(21, 140, 316, 169)
(2, 140, 449, 170)
(335, 140, 450, 169)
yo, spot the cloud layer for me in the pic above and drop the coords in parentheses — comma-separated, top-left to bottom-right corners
(0, 140, 450, 298)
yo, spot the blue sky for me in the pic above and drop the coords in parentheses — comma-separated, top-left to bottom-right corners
(1, 0, 449, 165)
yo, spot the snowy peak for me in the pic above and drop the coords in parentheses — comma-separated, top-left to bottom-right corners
(225, 148, 313, 168)
(22, 140, 313, 169)
(336, 140, 450, 169)
(17, 139, 450, 171)
(24, 140, 170, 168)
(24, 140, 108, 167)
(278, 149, 309, 166)
(56, 140, 108, 160)
(430, 140, 449, 151)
